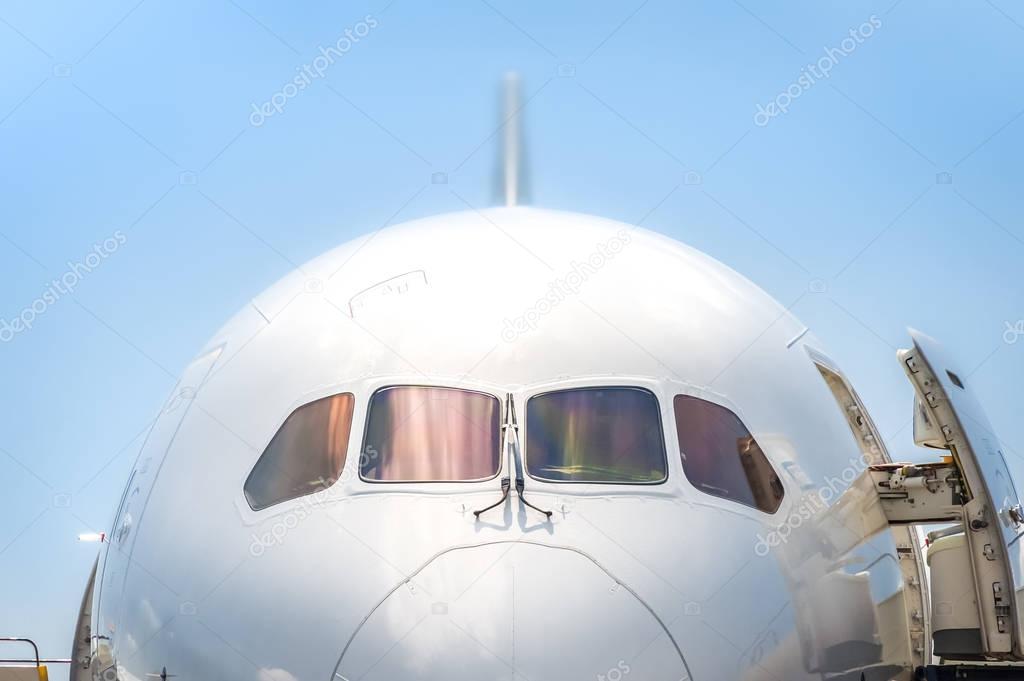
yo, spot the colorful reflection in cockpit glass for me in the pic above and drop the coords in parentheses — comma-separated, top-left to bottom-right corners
(525, 387, 667, 483)
(362, 386, 501, 482)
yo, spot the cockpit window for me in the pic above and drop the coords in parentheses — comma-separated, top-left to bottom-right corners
(361, 386, 501, 482)
(525, 387, 667, 483)
(244, 393, 354, 511)
(674, 395, 784, 513)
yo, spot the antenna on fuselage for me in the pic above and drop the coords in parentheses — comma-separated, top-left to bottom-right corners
(496, 72, 528, 207)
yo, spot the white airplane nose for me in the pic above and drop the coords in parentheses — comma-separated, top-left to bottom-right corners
(333, 541, 690, 681)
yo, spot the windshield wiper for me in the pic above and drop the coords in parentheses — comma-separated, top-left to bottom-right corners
(474, 395, 513, 519)
(474, 393, 551, 519)
(473, 475, 510, 519)
(509, 393, 552, 518)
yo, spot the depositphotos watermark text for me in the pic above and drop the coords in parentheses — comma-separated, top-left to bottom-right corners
(249, 15, 379, 127)
(754, 15, 882, 127)
(1, 231, 127, 343)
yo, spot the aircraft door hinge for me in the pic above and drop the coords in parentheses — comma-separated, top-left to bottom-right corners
(992, 582, 1011, 634)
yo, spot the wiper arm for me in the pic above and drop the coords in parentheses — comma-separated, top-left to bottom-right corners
(474, 395, 513, 519)
(473, 476, 510, 519)
(508, 393, 551, 519)
(474, 393, 551, 520)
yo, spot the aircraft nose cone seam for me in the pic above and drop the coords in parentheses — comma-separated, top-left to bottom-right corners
(330, 539, 693, 681)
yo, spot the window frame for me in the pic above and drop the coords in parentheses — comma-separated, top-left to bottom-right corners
(243, 391, 356, 512)
(522, 385, 670, 486)
(358, 384, 504, 485)
(672, 392, 785, 515)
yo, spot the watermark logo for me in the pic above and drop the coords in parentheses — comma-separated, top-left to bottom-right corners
(754, 15, 882, 127)
(248, 479, 336, 556)
(754, 453, 874, 556)
(1004, 320, 1023, 345)
(247, 447, 378, 556)
(596, 660, 631, 681)
(501, 229, 632, 342)
(0, 230, 127, 343)
(249, 16, 379, 127)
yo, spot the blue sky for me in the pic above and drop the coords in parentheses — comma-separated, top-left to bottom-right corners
(1, 0, 1023, 676)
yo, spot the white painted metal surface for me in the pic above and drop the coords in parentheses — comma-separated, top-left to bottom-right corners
(901, 330, 1024, 658)
(83, 207, 929, 680)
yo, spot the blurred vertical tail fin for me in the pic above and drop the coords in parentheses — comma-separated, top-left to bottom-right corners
(496, 72, 528, 207)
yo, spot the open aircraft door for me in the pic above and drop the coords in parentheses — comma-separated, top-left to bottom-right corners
(873, 329, 1023, 663)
